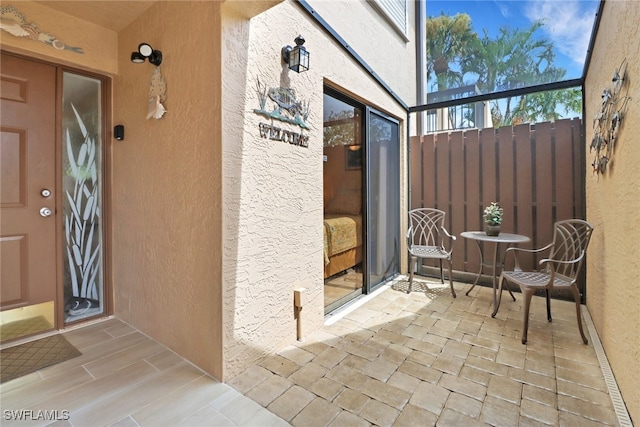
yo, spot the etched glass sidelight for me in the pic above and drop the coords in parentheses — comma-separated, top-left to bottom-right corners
(62, 72, 103, 323)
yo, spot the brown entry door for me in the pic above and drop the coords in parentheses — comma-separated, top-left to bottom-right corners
(1, 53, 57, 314)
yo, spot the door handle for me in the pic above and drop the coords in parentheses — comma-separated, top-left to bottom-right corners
(40, 207, 52, 217)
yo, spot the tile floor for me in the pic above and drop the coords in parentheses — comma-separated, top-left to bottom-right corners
(0, 277, 627, 426)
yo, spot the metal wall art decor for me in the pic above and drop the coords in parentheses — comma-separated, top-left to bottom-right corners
(591, 58, 631, 177)
(0, 5, 84, 53)
(254, 77, 311, 148)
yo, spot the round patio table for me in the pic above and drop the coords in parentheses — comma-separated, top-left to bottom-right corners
(460, 231, 530, 314)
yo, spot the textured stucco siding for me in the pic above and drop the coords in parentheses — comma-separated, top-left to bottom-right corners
(221, 0, 412, 379)
(584, 1, 640, 422)
(0, 1, 118, 74)
(113, 2, 224, 379)
(307, 0, 417, 104)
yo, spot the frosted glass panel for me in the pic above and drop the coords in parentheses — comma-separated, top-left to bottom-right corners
(62, 72, 103, 323)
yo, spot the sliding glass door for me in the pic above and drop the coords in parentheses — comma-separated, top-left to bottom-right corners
(365, 108, 400, 290)
(322, 87, 401, 313)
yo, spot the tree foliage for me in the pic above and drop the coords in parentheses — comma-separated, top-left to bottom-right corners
(426, 14, 582, 127)
(323, 110, 356, 147)
(426, 13, 476, 91)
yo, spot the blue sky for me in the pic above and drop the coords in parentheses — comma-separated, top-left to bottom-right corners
(427, 0, 600, 80)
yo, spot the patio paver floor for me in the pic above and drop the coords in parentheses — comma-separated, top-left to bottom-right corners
(228, 277, 622, 426)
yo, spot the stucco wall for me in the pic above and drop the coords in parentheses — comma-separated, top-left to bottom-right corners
(584, 1, 640, 423)
(0, 1, 118, 74)
(221, 0, 412, 379)
(113, 1, 223, 379)
(307, 0, 417, 104)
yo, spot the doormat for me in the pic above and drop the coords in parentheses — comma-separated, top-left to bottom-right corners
(0, 334, 81, 383)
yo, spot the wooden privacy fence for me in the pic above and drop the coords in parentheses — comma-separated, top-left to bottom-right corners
(410, 118, 585, 285)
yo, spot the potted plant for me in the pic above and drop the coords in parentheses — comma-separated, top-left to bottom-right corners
(483, 202, 503, 236)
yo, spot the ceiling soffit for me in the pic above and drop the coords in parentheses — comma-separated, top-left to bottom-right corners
(33, 1, 157, 33)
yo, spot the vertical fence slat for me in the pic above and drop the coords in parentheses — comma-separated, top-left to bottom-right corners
(423, 134, 436, 208)
(464, 130, 481, 274)
(515, 123, 534, 271)
(535, 122, 555, 262)
(436, 132, 450, 211)
(572, 118, 585, 218)
(555, 120, 574, 221)
(431, 133, 450, 271)
(497, 127, 517, 270)
(450, 131, 465, 270)
(498, 127, 515, 231)
(410, 136, 423, 209)
(481, 128, 498, 205)
(480, 128, 498, 260)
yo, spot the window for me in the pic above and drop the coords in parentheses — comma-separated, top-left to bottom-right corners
(370, 0, 408, 37)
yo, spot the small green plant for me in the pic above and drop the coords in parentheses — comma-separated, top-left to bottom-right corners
(483, 202, 503, 225)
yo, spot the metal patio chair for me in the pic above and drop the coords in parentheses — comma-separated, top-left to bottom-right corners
(494, 219, 594, 344)
(407, 208, 456, 297)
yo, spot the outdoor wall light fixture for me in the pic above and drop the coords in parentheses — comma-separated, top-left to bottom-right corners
(131, 42, 162, 66)
(281, 35, 309, 73)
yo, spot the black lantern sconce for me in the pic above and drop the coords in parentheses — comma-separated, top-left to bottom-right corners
(281, 35, 309, 73)
(131, 43, 162, 66)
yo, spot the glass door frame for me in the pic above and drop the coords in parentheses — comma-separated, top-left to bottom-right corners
(56, 64, 112, 328)
(323, 87, 366, 314)
(323, 86, 402, 309)
(363, 106, 401, 293)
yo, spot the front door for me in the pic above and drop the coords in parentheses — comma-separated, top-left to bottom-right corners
(1, 53, 58, 338)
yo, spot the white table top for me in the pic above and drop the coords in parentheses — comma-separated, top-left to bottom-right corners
(460, 231, 530, 244)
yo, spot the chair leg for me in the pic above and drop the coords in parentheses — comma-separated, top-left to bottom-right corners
(408, 255, 417, 294)
(504, 278, 517, 302)
(520, 286, 536, 344)
(448, 260, 456, 298)
(570, 285, 589, 345)
(545, 289, 552, 322)
(439, 260, 444, 284)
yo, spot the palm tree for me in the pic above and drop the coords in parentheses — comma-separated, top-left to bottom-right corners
(426, 13, 477, 91)
(515, 87, 582, 124)
(460, 21, 578, 126)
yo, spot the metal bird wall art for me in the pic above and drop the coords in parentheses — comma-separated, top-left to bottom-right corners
(591, 58, 631, 178)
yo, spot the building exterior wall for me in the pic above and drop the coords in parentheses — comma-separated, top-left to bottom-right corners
(584, 1, 640, 422)
(2, 0, 225, 381)
(2, 0, 414, 381)
(0, 1, 118, 74)
(221, 0, 413, 379)
(113, 2, 224, 379)
(306, 0, 417, 104)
